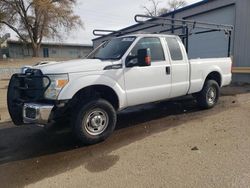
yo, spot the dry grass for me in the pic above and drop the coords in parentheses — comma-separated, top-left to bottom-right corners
(0, 57, 72, 68)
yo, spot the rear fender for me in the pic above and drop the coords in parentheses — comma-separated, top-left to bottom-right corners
(202, 66, 223, 87)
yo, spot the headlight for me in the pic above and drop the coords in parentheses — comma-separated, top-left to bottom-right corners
(43, 74, 69, 100)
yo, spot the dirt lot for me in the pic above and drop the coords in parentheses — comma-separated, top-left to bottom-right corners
(0, 86, 250, 188)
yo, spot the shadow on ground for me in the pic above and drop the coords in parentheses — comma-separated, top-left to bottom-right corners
(0, 86, 248, 187)
(0, 97, 199, 165)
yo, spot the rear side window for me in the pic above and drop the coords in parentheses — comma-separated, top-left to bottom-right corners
(165, 37, 183, 61)
(130, 37, 165, 62)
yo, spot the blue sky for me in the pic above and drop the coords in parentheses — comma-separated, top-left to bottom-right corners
(6, 0, 201, 45)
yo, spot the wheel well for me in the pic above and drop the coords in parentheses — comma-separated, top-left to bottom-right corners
(206, 72, 222, 87)
(71, 85, 119, 110)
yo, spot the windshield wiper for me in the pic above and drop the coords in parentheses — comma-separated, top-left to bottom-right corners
(91, 57, 120, 61)
(101, 57, 120, 61)
(92, 57, 103, 60)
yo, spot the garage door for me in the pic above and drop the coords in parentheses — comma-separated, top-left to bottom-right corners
(186, 5, 235, 59)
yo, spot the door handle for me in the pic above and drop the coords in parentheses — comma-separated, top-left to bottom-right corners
(166, 66, 171, 75)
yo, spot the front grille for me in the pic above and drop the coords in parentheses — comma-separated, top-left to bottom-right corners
(8, 70, 51, 125)
(10, 69, 51, 103)
(25, 107, 37, 119)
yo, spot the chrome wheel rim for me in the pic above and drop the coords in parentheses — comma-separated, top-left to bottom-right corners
(83, 109, 109, 136)
(207, 87, 216, 105)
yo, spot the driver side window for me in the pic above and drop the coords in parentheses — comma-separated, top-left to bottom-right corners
(127, 37, 165, 65)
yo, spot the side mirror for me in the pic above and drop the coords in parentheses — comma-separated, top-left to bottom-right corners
(138, 48, 151, 66)
(126, 55, 138, 67)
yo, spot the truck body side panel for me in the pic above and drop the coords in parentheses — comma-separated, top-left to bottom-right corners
(188, 58, 232, 94)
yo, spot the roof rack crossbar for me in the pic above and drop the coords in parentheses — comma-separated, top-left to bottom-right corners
(93, 16, 232, 39)
(116, 24, 162, 36)
(93, 29, 118, 37)
(135, 18, 231, 32)
(93, 24, 163, 38)
(93, 14, 234, 57)
(134, 14, 234, 31)
(122, 22, 184, 35)
(159, 26, 187, 34)
(191, 29, 221, 35)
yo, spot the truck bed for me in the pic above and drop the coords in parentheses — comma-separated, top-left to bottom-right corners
(188, 57, 232, 94)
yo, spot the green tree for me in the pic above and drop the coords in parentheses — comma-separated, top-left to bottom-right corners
(0, 0, 83, 57)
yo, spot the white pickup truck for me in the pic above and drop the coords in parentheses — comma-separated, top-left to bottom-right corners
(7, 34, 232, 144)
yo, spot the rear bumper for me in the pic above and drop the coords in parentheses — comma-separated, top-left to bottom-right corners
(23, 103, 54, 125)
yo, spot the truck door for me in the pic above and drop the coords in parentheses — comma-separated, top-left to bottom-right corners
(124, 37, 172, 106)
(165, 37, 189, 98)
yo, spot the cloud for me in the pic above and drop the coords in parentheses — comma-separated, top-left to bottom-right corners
(6, 0, 201, 45)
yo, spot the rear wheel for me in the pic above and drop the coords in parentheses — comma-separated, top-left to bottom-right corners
(195, 80, 220, 109)
(72, 99, 117, 145)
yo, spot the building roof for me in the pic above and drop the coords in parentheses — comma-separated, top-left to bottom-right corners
(93, 0, 214, 41)
(114, 33, 177, 38)
(7, 40, 93, 48)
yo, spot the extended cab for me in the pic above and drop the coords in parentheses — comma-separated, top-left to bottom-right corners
(7, 34, 232, 144)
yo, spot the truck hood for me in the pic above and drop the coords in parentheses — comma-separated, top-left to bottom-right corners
(32, 59, 114, 74)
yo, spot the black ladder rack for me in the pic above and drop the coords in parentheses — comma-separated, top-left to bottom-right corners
(93, 14, 234, 57)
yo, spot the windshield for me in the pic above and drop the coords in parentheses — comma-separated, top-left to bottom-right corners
(87, 37, 136, 60)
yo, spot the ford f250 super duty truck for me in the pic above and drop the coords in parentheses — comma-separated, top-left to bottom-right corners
(7, 34, 232, 144)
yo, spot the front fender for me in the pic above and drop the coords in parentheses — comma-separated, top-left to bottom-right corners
(58, 75, 127, 109)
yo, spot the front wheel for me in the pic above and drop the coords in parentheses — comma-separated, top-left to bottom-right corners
(72, 99, 117, 145)
(195, 80, 220, 109)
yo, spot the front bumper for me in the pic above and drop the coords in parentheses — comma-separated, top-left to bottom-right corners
(7, 71, 51, 125)
(23, 103, 54, 125)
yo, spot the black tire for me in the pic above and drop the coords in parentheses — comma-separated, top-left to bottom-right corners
(45, 116, 71, 132)
(195, 80, 220, 109)
(72, 99, 117, 145)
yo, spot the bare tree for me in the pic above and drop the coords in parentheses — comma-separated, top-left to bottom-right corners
(0, 4, 5, 29)
(168, 0, 187, 11)
(142, 0, 162, 16)
(0, 12, 4, 21)
(143, 0, 187, 16)
(0, 0, 83, 57)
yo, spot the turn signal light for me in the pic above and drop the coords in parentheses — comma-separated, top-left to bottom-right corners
(57, 79, 69, 88)
(145, 56, 151, 65)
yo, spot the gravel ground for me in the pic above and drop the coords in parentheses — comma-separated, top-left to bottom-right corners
(0, 87, 250, 188)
